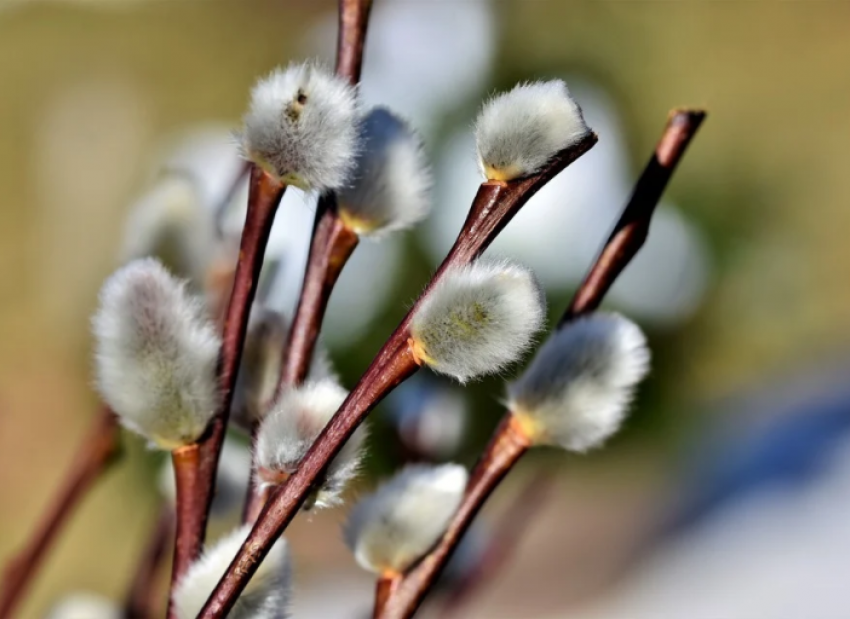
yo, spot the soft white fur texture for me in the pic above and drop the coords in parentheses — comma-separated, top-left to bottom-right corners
(173, 525, 290, 619)
(241, 62, 359, 191)
(120, 172, 215, 289)
(508, 313, 650, 452)
(256, 379, 366, 508)
(410, 259, 546, 383)
(344, 464, 467, 574)
(337, 107, 432, 237)
(232, 307, 335, 432)
(92, 258, 220, 449)
(475, 80, 590, 181)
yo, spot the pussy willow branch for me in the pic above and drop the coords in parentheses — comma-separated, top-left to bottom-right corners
(243, 197, 358, 523)
(183, 167, 285, 576)
(168, 444, 202, 618)
(124, 506, 173, 619)
(336, 0, 373, 86)
(564, 108, 706, 322)
(378, 108, 707, 619)
(198, 134, 597, 618)
(242, 0, 371, 524)
(0, 407, 121, 619)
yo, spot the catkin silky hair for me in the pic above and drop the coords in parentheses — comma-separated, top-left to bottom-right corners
(475, 80, 590, 182)
(509, 313, 650, 452)
(241, 61, 360, 191)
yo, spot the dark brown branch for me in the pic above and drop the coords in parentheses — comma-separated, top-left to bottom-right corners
(379, 417, 530, 619)
(124, 506, 173, 619)
(0, 407, 121, 619)
(279, 197, 359, 392)
(563, 108, 706, 323)
(336, 0, 373, 85)
(241, 0, 372, 527)
(188, 166, 285, 564)
(197, 134, 597, 618)
(243, 198, 358, 524)
(381, 108, 708, 617)
(168, 445, 202, 618)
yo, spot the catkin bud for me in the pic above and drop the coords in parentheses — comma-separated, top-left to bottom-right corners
(344, 464, 467, 575)
(508, 313, 650, 452)
(232, 306, 335, 431)
(337, 107, 432, 237)
(241, 61, 359, 191)
(120, 172, 215, 289)
(410, 259, 546, 383)
(475, 80, 590, 182)
(92, 258, 220, 449)
(173, 525, 290, 619)
(255, 379, 366, 509)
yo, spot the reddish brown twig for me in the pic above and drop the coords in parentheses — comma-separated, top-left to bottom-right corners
(336, 0, 373, 85)
(564, 108, 706, 322)
(184, 166, 285, 572)
(0, 407, 121, 619)
(374, 574, 402, 619)
(198, 134, 596, 618)
(243, 197, 358, 524)
(125, 506, 174, 619)
(377, 108, 707, 618)
(168, 444, 203, 618)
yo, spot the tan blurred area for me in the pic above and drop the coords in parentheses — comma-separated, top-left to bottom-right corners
(1, 1, 850, 617)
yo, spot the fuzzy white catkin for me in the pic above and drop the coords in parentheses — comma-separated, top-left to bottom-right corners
(120, 172, 215, 289)
(256, 379, 366, 508)
(508, 313, 650, 452)
(475, 80, 590, 182)
(344, 464, 467, 575)
(337, 107, 432, 237)
(410, 259, 546, 383)
(92, 258, 220, 449)
(173, 525, 290, 619)
(241, 61, 359, 191)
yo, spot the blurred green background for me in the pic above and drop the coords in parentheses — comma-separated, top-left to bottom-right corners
(2, 1, 850, 617)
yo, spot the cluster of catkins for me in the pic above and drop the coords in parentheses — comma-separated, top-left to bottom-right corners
(89, 61, 650, 617)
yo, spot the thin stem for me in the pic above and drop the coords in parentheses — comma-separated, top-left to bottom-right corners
(336, 0, 373, 84)
(374, 574, 402, 619)
(190, 166, 285, 556)
(379, 417, 530, 619)
(563, 108, 706, 322)
(280, 198, 359, 391)
(243, 198, 359, 524)
(0, 407, 121, 619)
(383, 108, 708, 617)
(197, 134, 596, 619)
(125, 506, 174, 619)
(168, 445, 202, 618)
